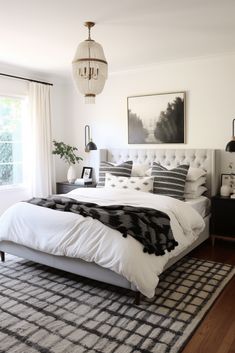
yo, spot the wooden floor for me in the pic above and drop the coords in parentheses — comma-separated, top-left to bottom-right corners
(182, 239, 235, 353)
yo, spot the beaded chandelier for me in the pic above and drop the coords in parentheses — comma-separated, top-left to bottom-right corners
(72, 22, 108, 104)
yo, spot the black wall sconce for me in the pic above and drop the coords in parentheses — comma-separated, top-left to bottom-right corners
(85, 125, 97, 152)
(226, 119, 235, 152)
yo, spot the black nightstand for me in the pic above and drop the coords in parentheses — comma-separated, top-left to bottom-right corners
(211, 195, 235, 246)
(56, 181, 96, 194)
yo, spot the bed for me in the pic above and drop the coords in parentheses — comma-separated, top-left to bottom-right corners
(0, 148, 217, 303)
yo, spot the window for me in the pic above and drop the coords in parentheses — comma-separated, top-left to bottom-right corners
(0, 95, 28, 187)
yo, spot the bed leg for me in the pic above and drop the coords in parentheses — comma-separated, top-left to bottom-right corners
(134, 292, 141, 305)
(211, 235, 215, 247)
(0, 251, 5, 262)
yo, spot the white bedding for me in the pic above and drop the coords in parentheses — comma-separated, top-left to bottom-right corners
(185, 196, 211, 217)
(0, 188, 205, 298)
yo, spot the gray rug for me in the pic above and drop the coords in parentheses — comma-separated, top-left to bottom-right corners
(0, 256, 234, 353)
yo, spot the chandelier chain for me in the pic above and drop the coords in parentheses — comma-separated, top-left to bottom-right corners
(88, 26, 91, 40)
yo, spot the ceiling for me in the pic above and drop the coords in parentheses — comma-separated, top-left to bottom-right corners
(0, 0, 235, 77)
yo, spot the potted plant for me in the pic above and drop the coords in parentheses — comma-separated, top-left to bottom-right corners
(52, 140, 83, 183)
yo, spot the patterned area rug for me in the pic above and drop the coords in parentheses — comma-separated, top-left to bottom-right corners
(0, 256, 234, 353)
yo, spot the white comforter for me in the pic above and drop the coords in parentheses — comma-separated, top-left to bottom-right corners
(0, 188, 205, 298)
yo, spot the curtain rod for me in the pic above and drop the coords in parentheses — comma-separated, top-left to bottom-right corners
(0, 72, 53, 86)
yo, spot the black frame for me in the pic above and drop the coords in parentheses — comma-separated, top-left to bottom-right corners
(221, 173, 232, 187)
(81, 167, 92, 179)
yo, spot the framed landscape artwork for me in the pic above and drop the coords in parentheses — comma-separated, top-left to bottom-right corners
(127, 91, 185, 144)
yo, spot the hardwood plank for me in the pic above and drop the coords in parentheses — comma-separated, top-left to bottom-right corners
(191, 239, 235, 265)
(216, 323, 235, 353)
(182, 240, 235, 353)
(228, 335, 235, 353)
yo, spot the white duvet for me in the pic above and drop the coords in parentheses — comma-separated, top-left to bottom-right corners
(0, 188, 205, 298)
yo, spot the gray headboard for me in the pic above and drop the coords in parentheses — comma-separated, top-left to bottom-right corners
(95, 148, 217, 197)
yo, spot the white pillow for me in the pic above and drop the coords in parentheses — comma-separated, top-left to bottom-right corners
(105, 173, 154, 192)
(145, 168, 152, 177)
(186, 167, 206, 181)
(184, 186, 207, 199)
(131, 163, 149, 177)
(184, 176, 207, 194)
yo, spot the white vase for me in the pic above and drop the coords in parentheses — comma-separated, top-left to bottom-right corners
(67, 165, 76, 183)
(220, 184, 231, 197)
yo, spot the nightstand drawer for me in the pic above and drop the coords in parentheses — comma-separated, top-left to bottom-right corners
(56, 183, 79, 194)
(211, 196, 235, 237)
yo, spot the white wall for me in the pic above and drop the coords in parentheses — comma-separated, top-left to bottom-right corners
(67, 53, 235, 177)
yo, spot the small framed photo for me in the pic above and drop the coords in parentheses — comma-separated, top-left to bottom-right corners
(221, 173, 232, 187)
(81, 167, 92, 180)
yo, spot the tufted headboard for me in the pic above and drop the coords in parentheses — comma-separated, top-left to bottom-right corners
(96, 148, 217, 197)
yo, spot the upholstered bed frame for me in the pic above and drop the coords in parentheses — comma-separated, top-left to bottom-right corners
(96, 148, 217, 197)
(0, 148, 217, 303)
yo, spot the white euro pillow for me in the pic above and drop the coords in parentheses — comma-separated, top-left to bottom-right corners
(145, 168, 152, 177)
(105, 173, 154, 193)
(186, 167, 206, 181)
(131, 163, 149, 177)
(184, 176, 207, 194)
(184, 186, 207, 199)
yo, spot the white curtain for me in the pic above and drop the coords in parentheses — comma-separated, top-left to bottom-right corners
(29, 82, 54, 197)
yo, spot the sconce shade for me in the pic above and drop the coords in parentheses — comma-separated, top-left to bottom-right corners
(85, 125, 97, 152)
(225, 119, 235, 152)
(85, 141, 97, 152)
(226, 139, 235, 152)
(72, 22, 108, 104)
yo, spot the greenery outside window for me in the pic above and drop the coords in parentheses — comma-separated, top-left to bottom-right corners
(0, 95, 28, 187)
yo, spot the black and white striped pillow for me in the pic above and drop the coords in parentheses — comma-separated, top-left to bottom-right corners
(97, 161, 133, 187)
(151, 163, 189, 200)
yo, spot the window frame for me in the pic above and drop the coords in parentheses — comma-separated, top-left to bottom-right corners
(0, 93, 29, 190)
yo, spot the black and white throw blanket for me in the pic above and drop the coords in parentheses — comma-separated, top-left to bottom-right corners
(26, 196, 178, 256)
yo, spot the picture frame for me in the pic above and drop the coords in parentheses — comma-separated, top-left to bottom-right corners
(127, 91, 185, 144)
(81, 167, 92, 180)
(221, 173, 233, 187)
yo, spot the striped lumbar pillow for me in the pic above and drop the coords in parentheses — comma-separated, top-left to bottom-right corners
(151, 162, 189, 200)
(97, 161, 133, 187)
